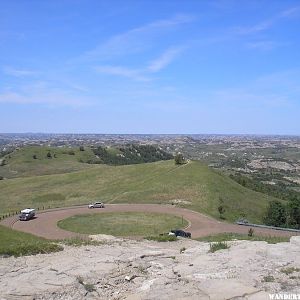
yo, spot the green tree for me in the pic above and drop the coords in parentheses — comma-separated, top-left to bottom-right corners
(32, 155, 37, 159)
(264, 201, 287, 227)
(287, 196, 300, 229)
(46, 152, 52, 159)
(79, 146, 85, 151)
(174, 153, 185, 165)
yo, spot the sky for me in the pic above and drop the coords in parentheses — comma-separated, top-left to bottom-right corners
(1, 0, 300, 134)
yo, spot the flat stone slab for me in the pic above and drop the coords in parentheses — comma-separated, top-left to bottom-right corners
(1, 238, 300, 299)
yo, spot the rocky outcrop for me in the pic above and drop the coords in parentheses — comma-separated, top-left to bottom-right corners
(1, 237, 300, 300)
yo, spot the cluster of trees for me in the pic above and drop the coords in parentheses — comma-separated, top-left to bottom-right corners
(264, 198, 300, 229)
(91, 144, 173, 166)
(0, 149, 13, 159)
(230, 174, 300, 202)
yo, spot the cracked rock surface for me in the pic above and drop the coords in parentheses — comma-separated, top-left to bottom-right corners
(1, 236, 300, 300)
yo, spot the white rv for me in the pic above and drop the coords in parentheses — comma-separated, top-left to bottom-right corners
(19, 208, 35, 221)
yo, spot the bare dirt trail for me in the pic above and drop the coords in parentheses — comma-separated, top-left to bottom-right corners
(1, 204, 298, 240)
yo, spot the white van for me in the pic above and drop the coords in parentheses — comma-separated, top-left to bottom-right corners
(19, 208, 35, 221)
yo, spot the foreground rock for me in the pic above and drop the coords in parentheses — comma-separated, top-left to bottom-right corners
(1, 237, 300, 300)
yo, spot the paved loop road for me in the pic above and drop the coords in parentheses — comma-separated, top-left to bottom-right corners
(1, 204, 298, 240)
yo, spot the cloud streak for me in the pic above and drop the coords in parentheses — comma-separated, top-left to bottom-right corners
(94, 45, 186, 81)
(0, 83, 91, 107)
(4, 66, 38, 77)
(94, 65, 149, 81)
(233, 5, 300, 35)
(148, 47, 185, 72)
(80, 14, 194, 61)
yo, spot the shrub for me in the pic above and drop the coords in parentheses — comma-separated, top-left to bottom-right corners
(180, 247, 186, 253)
(218, 197, 226, 219)
(262, 275, 275, 282)
(174, 153, 185, 165)
(218, 205, 226, 219)
(209, 241, 229, 253)
(248, 228, 254, 237)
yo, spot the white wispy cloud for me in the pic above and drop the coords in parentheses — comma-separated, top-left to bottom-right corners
(94, 45, 186, 81)
(210, 69, 300, 109)
(213, 89, 289, 108)
(233, 5, 300, 35)
(4, 66, 38, 77)
(81, 14, 194, 60)
(280, 6, 300, 18)
(148, 47, 185, 72)
(94, 65, 149, 81)
(0, 91, 90, 107)
(0, 82, 91, 107)
(246, 40, 281, 51)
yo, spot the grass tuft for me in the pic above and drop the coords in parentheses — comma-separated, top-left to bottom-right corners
(209, 241, 229, 253)
(145, 234, 178, 242)
(262, 275, 275, 282)
(197, 232, 290, 244)
(61, 237, 103, 247)
(280, 267, 300, 275)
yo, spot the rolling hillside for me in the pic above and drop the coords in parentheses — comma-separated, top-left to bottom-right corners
(0, 146, 96, 178)
(0, 145, 173, 178)
(0, 159, 281, 223)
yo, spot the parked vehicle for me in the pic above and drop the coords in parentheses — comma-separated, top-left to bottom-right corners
(169, 229, 191, 238)
(19, 208, 35, 221)
(236, 218, 249, 225)
(88, 202, 105, 209)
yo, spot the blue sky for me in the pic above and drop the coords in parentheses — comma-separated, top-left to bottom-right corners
(1, 0, 300, 134)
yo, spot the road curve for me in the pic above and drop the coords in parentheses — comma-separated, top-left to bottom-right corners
(1, 204, 299, 240)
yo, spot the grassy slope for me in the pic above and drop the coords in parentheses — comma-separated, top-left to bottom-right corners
(0, 225, 62, 257)
(0, 160, 279, 223)
(0, 146, 96, 178)
(58, 212, 188, 236)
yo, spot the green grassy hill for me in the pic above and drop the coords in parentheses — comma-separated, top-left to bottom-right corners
(0, 159, 280, 223)
(0, 145, 173, 178)
(0, 146, 97, 178)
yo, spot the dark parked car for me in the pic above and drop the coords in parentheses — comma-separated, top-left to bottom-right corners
(170, 229, 191, 238)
